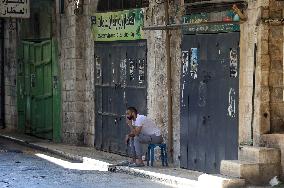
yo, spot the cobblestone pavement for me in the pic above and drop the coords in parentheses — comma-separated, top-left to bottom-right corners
(0, 138, 170, 188)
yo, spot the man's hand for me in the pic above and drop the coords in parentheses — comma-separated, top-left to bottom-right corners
(124, 134, 130, 144)
(126, 118, 132, 126)
(232, 4, 247, 21)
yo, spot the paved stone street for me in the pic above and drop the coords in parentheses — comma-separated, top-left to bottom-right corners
(0, 138, 170, 188)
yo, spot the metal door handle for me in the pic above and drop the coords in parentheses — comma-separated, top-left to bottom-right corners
(203, 75, 211, 83)
(31, 74, 36, 87)
(53, 76, 58, 89)
(115, 83, 121, 88)
(202, 116, 207, 124)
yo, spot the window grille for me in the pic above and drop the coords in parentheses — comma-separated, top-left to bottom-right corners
(97, 0, 149, 12)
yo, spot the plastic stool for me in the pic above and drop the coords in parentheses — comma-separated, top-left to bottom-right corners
(147, 143, 168, 167)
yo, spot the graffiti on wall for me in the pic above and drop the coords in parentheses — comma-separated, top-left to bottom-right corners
(229, 48, 238, 78)
(138, 59, 145, 84)
(91, 9, 144, 41)
(181, 51, 189, 107)
(228, 88, 236, 118)
(95, 57, 102, 80)
(129, 59, 135, 81)
(190, 48, 198, 79)
(120, 59, 127, 87)
(198, 81, 207, 107)
(182, 10, 240, 34)
(126, 58, 146, 84)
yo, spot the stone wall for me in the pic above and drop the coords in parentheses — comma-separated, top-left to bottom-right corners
(239, 0, 267, 145)
(238, 0, 284, 145)
(3, 19, 17, 131)
(144, 1, 168, 151)
(144, 0, 182, 165)
(60, 2, 85, 144)
(83, 1, 98, 146)
(268, 0, 284, 133)
(169, 2, 183, 165)
(247, 0, 284, 145)
(59, 0, 97, 145)
(145, 0, 284, 164)
(53, 0, 284, 166)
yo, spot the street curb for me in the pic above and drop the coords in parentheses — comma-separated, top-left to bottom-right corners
(116, 166, 200, 188)
(0, 134, 199, 187)
(0, 133, 246, 188)
(0, 134, 83, 162)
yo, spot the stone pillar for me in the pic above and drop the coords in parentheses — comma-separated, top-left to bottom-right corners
(60, 1, 98, 145)
(268, 0, 284, 134)
(252, 0, 284, 145)
(239, 1, 260, 145)
(83, 1, 98, 146)
(3, 19, 17, 131)
(169, 1, 183, 166)
(144, 0, 183, 165)
(144, 2, 168, 144)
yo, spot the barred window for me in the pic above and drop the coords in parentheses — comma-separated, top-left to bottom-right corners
(97, 0, 149, 12)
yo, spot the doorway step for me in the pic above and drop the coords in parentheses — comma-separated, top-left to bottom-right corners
(220, 145, 281, 185)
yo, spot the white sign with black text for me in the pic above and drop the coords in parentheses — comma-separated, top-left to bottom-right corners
(1, 0, 30, 18)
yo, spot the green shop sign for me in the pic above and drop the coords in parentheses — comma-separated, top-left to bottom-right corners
(182, 10, 240, 34)
(91, 9, 144, 41)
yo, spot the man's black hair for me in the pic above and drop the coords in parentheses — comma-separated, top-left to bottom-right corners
(127, 107, 138, 115)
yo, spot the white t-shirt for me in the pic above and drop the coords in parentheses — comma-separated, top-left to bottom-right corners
(133, 114, 161, 136)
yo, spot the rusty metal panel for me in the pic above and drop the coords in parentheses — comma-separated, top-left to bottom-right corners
(180, 32, 239, 173)
(94, 40, 147, 155)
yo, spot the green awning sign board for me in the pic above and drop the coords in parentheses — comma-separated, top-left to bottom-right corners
(182, 11, 240, 34)
(91, 9, 144, 41)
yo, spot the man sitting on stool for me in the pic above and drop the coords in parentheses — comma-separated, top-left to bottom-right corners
(125, 107, 163, 167)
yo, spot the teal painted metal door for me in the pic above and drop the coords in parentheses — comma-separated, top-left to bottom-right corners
(31, 41, 53, 139)
(17, 40, 61, 141)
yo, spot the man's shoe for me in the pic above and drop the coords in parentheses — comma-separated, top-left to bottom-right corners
(128, 163, 145, 167)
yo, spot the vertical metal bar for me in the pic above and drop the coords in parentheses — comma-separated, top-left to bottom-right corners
(59, 0, 64, 14)
(165, 0, 173, 162)
(0, 19, 5, 129)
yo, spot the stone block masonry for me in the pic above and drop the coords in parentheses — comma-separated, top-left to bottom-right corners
(3, 19, 17, 131)
(58, 1, 98, 145)
(144, 0, 183, 165)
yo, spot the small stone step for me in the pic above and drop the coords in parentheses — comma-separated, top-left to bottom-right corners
(260, 134, 284, 180)
(198, 174, 246, 188)
(238, 146, 280, 164)
(220, 160, 280, 185)
(260, 134, 284, 148)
